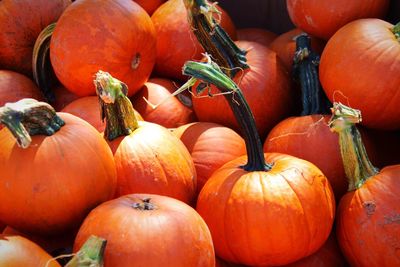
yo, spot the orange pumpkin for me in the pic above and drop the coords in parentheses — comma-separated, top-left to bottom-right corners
(0, 0, 70, 76)
(0, 235, 61, 267)
(237, 28, 277, 46)
(74, 194, 216, 267)
(50, 0, 156, 96)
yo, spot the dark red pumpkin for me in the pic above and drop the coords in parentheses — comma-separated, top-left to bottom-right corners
(74, 194, 215, 267)
(52, 85, 80, 111)
(0, 0, 70, 76)
(192, 40, 293, 139)
(320, 19, 400, 130)
(0, 103, 117, 235)
(286, 0, 389, 40)
(50, 0, 156, 96)
(131, 78, 196, 128)
(237, 28, 277, 46)
(173, 122, 246, 194)
(134, 0, 165, 15)
(151, 0, 236, 80)
(0, 235, 61, 267)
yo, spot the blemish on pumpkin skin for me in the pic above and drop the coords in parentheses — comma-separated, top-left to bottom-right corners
(131, 53, 141, 70)
(363, 201, 376, 217)
(383, 214, 400, 225)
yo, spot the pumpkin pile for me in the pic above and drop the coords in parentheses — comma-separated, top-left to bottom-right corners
(0, 0, 399, 266)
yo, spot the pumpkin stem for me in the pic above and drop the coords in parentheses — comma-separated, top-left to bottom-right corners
(32, 23, 59, 103)
(132, 198, 157, 211)
(183, 0, 248, 77)
(293, 33, 331, 115)
(183, 57, 271, 171)
(65, 235, 106, 267)
(329, 102, 379, 191)
(94, 71, 139, 141)
(0, 98, 65, 148)
(392, 22, 400, 42)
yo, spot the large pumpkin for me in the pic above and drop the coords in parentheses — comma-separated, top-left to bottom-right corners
(74, 194, 215, 267)
(0, 235, 61, 267)
(320, 19, 400, 130)
(286, 0, 389, 40)
(0, 0, 70, 76)
(50, 0, 156, 96)
(0, 100, 117, 235)
(151, 0, 236, 80)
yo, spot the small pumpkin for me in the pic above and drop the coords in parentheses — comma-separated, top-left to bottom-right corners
(74, 194, 215, 267)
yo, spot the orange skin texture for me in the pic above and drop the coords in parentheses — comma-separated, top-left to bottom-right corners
(0, 235, 61, 267)
(237, 28, 277, 47)
(173, 122, 246, 194)
(192, 41, 293, 139)
(52, 85, 80, 111)
(74, 194, 215, 267)
(151, 0, 237, 81)
(134, 0, 165, 15)
(3, 226, 74, 257)
(284, 233, 348, 267)
(62, 96, 143, 133)
(50, 0, 156, 97)
(0, 113, 117, 235)
(286, 0, 389, 40)
(337, 165, 400, 267)
(0, 0, 70, 76)
(268, 28, 325, 72)
(320, 19, 400, 130)
(197, 153, 335, 266)
(108, 121, 197, 205)
(131, 78, 196, 128)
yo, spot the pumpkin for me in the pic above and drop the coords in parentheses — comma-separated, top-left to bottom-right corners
(320, 19, 400, 130)
(183, 60, 335, 266)
(0, 99, 117, 235)
(173, 122, 246, 194)
(50, 0, 156, 96)
(216, 257, 245, 267)
(151, 0, 236, 80)
(269, 28, 325, 72)
(134, 0, 165, 15)
(192, 41, 293, 139)
(286, 0, 389, 40)
(330, 103, 400, 267)
(130, 78, 196, 128)
(237, 28, 277, 46)
(0, 0, 70, 76)
(62, 96, 143, 133)
(95, 71, 196, 204)
(74, 194, 215, 267)
(0, 235, 61, 267)
(52, 85, 80, 111)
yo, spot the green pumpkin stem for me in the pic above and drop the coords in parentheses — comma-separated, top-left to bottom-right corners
(293, 33, 331, 115)
(392, 22, 400, 42)
(94, 71, 139, 141)
(183, 58, 271, 171)
(32, 23, 59, 103)
(183, 0, 249, 77)
(329, 102, 379, 191)
(0, 98, 64, 148)
(65, 235, 106, 267)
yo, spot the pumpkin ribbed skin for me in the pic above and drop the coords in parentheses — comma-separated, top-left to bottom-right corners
(192, 41, 293, 139)
(337, 165, 400, 267)
(173, 122, 246, 194)
(286, 0, 389, 40)
(0, 235, 61, 267)
(74, 194, 215, 267)
(197, 153, 335, 266)
(0, 113, 117, 235)
(237, 28, 277, 47)
(50, 0, 156, 96)
(109, 121, 197, 204)
(320, 19, 400, 130)
(151, 0, 236, 81)
(0, 0, 70, 76)
(131, 78, 195, 128)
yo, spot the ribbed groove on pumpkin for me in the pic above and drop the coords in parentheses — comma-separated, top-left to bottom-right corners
(329, 102, 379, 191)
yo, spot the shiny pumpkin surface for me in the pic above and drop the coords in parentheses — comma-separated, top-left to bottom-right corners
(74, 194, 215, 267)
(197, 153, 335, 266)
(0, 113, 117, 235)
